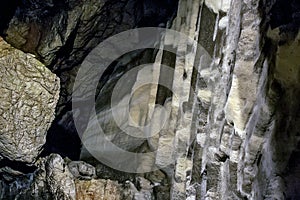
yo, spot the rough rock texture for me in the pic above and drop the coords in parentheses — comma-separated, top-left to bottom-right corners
(79, 0, 299, 199)
(67, 161, 96, 180)
(0, 37, 60, 163)
(75, 179, 123, 200)
(178, 0, 300, 199)
(1, 0, 178, 160)
(0, 154, 155, 200)
(0, 0, 300, 199)
(1, 154, 75, 200)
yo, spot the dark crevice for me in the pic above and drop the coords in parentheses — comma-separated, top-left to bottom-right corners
(41, 112, 82, 161)
(269, 0, 300, 31)
(41, 0, 179, 161)
(284, 149, 300, 200)
(155, 50, 176, 105)
(0, 157, 37, 176)
(137, 0, 178, 27)
(51, 20, 81, 73)
(0, 0, 21, 34)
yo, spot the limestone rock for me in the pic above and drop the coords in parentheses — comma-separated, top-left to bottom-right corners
(1, 0, 300, 199)
(133, 177, 154, 200)
(1, 154, 75, 200)
(44, 154, 76, 200)
(0, 37, 60, 163)
(75, 177, 154, 200)
(2, 0, 178, 161)
(75, 179, 122, 200)
(68, 161, 96, 180)
(0, 154, 156, 200)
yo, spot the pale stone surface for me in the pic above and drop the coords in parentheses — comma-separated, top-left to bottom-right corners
(1, 0, 300, 199)
(0, 37, 60, 163)
(45, 155, 76, 200)
(218, 16, 229, 30)
(205, 0, 231, 13)
(68, 161, 96, 180)
(75, 179, 122, 200)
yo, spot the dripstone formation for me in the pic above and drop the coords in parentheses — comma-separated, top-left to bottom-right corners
(0, 0, 299, 199)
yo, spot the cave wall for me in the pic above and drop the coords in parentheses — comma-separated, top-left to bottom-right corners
(0, 0, 299, 199)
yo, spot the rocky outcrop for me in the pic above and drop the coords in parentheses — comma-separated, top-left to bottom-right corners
(67, 161, 96, 180)
(172, 0, 300, 199)
(79, 0, 300, 199)
(0, 0, 300, 199)
(0, 154, 155, 200)
(1, 0, 178, 160)
(0, 37, 60, 163)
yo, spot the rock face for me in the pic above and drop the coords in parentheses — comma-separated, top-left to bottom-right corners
(0, 154, 154, 200)
(0, 0, 300, 199)
(0, 37, 60, 163)
(1, 0, 178, 160)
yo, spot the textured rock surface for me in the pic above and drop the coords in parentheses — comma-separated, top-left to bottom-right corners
(75, 179, 123, 200)
(2, 0, 178, 160)
(0, 154, 155, 199)
(80, 0, 299, 199)
(1, 154, 75, 199)
(0, 0, 300, 199)
(0, 37, 60, 163)
(67, 161, 96, 180)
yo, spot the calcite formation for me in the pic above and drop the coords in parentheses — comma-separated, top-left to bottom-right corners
(0, 0, 300, 199)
